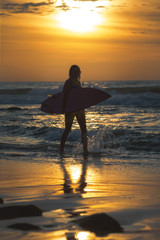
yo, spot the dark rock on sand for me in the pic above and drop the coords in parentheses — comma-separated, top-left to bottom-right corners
(74, 213, 123, 236)
(43, 224, 56, 228)
(8, 223, 41, 231)
(0, 204, 42, 220)
(7, 107, 22, 111)
(0, 198, 4, 204)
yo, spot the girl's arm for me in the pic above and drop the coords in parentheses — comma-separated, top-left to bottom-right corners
(61, 80, 71, 113)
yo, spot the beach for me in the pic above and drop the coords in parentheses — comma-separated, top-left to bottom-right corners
(0, 80, 160, 239)
(0, 156, 160, 240)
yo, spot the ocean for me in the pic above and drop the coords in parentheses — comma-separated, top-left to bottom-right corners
(0, 80, 160, 240)
(0, 80, 160, 163)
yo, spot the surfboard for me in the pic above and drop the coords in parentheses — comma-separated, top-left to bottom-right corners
(41, 87, 111, 114)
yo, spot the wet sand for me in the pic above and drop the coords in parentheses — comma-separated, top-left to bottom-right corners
(0, 155, 160, 240)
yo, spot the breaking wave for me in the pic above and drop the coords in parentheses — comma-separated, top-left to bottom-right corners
(106, 86, 160, 94)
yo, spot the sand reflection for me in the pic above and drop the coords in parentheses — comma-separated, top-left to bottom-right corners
(60, 155, 88, 194)
(0, 157, 160, 239)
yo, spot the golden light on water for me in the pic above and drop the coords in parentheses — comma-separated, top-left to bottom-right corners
(76, 231, 91, 240)
(55, 0, 108, 33)
(66, 164, 82, 184)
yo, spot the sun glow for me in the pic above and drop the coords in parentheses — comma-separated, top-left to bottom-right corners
(55, 0, 108, 33)
(57, 9, 101, 33)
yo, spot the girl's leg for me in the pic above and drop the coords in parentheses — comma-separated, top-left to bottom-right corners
(76, 110, 88, 153)
(60, 112, 75, 153)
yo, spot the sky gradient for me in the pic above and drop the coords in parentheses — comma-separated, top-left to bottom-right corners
(1, 0, 160, 82)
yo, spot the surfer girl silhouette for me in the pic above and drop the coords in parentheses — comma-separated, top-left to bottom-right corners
(60, 65, 88, 154)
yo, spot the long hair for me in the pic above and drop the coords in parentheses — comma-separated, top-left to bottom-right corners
(69, 65, 81, 79)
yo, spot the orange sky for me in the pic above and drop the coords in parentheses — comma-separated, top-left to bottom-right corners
(1, 0, 160, 81)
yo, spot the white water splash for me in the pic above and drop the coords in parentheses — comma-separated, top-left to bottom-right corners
(72, 126, 121, 155)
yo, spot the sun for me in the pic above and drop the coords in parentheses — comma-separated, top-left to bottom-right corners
(55, 0, 108, 33)
(56, 9, 101, 33)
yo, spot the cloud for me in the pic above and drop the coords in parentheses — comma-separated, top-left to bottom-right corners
(0, 13, 10, 16)
(74, 0, 99, 1)
(2, 1, 55, 15)
(96, 5, 106, 9)
(2, 0, 105, 15)
(56, 2, 70, 11)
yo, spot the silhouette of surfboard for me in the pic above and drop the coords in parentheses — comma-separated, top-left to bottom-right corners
(41, 87, 111, 114)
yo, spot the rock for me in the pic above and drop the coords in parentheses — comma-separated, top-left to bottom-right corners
(0, 198, 4, 204)
(0, 204, 42, 220)
(74, 213, 123, 236)
(8, 223, 41, 231)
(7, 107, 22, 111)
